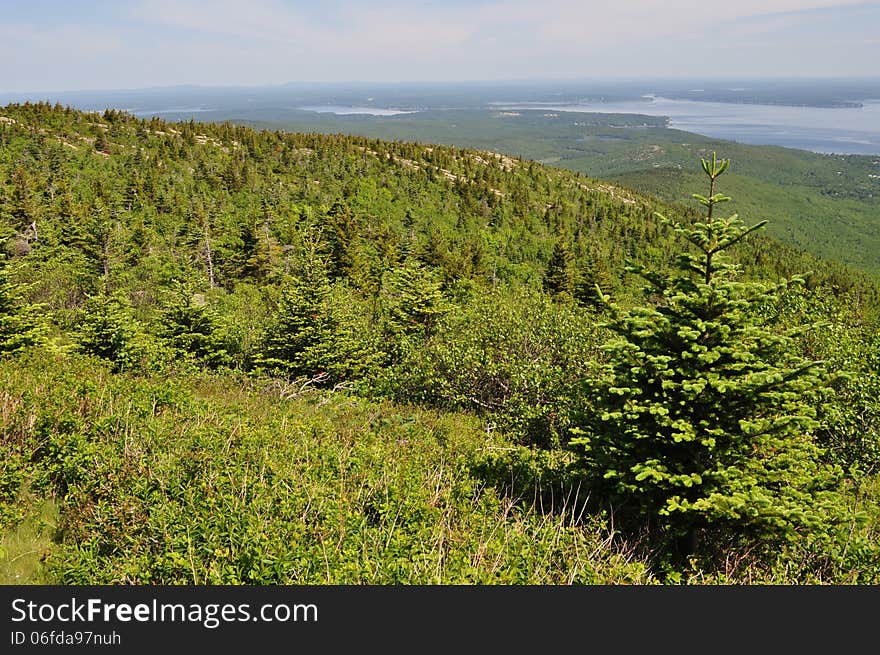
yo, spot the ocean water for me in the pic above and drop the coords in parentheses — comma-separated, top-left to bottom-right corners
(496, 96, 880, 156)
(299, 105, 416, 116)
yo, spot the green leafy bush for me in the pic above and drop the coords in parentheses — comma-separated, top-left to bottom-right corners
(0, 351, 649, 584)
(383, 288, 600, 446)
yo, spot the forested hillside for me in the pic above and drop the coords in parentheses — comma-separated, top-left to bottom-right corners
(1, 102, 878, 584)
(230, 108, 880, 275)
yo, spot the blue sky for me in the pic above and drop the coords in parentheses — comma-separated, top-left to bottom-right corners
(1, 0, 878, 91)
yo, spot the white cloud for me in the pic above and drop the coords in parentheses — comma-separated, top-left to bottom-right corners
(1, 0, 876, 90)
(130, 0, 875, 49)
(130, 0, 311, 45)
(121, 0, 879, 77)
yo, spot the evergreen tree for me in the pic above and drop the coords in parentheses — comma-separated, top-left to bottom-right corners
(572, 154, 842, 555)
(543, 236, 575, 299)
(94, 131, 111, 154)
(322, 200, 363, 280)
(257, 264, 370, 383)
(0, 253, 43, 356)
(241, 217, 282, 282)
(160, 287, 231, 369)
(574, 249, 614, 309)
(76, 292, 156, 372)
(7, 164, 39, 232)
(380, 259, 449, 338)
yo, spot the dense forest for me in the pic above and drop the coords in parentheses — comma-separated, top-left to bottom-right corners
(228, 107, 880, 275)
(0, 101, 878, 583)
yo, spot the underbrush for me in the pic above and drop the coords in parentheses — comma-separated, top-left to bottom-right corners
(3, 349, 877, 584)
(0, 350, 647, 584)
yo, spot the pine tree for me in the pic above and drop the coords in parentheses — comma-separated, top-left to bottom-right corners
(380, 259, 449, 338)
(160, 288, 231, 369)
(543, 236, 575, 299)
(241, 216, 282, 282)
(0, 253, 43, 356)
(94, 131, 110, 154)
(572, 154, 841, 555)
(7, 164, 38, 232)
(322, 200, 362, 280)
(256, 263, 369, 383)
(76, 292, 155, 372)
(574, 249, 614, 308)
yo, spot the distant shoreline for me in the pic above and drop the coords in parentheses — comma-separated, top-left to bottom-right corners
(661, 97, 863, 109)
(491, 97, 880, 156)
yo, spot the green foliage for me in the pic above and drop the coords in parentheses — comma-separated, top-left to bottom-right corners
(94, 132, 110, 155)
(240, 218, 283, 282)
(0, 351, 650, 584)
(257, 267, 335, 380)
(380, 259, 449, 338)
(75, 292, 161, 372)
(572, 154, 845, 552)
(159, 286, 232, 369)
(820, 364, 880, 472)
(0, 103, 877, 583)
(247, 106, 880, 278)
(384, 289, 599, 446)
(210, 283, 272, 370)
(257, 265, 378, 384)
(0, 255, 43, 356)
(543, 236, 576, 299)
(322, 200, 366, 282)
(0, 498, 58, 584)
(574, 251, 615, 309)
(751, 282, 880, 472)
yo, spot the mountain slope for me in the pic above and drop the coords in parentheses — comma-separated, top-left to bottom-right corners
(1, 102, 878, 585)
(218, 108, 880, 276)
(1, 102, 875, 311)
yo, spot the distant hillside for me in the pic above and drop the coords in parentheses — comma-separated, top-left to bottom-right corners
(0, 102, 875, 309)
(1, 102, 878, 586)
(207, 108, 880, 277)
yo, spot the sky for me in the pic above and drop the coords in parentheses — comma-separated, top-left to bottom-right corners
(1, 0, 879, 92)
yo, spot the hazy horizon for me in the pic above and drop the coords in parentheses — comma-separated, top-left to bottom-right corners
(2, 1, 879, 93)
(5, 75, 880, 97)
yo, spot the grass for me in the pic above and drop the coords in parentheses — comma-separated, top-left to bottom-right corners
(0, 497, 59, 584)
(3, 349, 876, 584)
(0, 351, 650, 584)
